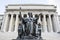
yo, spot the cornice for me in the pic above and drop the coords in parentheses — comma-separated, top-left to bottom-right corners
(6, 8, 56, 12)
(7, 4, 55, 6)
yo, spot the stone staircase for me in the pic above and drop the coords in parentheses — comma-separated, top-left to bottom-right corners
(0, 32, 60, 40)
(12, 36, 43, 40)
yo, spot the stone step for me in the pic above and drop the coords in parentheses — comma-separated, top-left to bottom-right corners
(12, 37, 44, 40)
(12, 39, 44, 40)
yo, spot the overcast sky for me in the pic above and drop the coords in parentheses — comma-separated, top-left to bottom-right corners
(0, 0, 60, 15)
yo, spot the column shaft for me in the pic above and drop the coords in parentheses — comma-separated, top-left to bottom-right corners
(9, 14, 13, 32)
(33, 14, 35, 18)
(38, 15, 41, 24)
(43, 14, 47, 32)
(48, 15, 53, 32)
(53, 14, 60, 32)
(56, 15, 60, 32)
(14, 14, 19, 32)
(3, 14, 9, 32)
(27, 14, 29, 18)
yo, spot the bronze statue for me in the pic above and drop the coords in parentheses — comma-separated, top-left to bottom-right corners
(18, 13, 42, 40)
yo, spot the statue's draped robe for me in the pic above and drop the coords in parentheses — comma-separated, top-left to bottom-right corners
(23, 17, 37, 34)
(18, 16, 42, 39)
(27, 17, 34, 34)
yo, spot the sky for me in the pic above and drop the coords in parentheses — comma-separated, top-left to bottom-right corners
(0, 0, 60, 15)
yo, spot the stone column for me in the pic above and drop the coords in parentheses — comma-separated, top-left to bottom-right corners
(14, 14, 19, 32)
(27, 14, 29, 18)
(33, 14, 35, 18)
(9, 14, 13, 32)
(3, 14, 9, 32)
(48, 14, 53, 32)
(56, 14, 60, 32)
(22, 14, 24, 18)
(1, 14, 5, 32)
(53, 13, 60, 32)
(38, 14, 41, 24)
(43, 14, 47, 32)
(19, 14, 23, 24)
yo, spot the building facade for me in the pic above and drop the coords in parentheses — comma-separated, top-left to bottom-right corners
(1, 4, 60, 33)
(0, 14, 4, 30)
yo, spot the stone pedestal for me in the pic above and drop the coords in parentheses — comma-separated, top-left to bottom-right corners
(12, 36, 43, 40)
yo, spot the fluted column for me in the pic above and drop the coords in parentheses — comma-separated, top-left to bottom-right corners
(14, 14, 19, 32)
(43, 14, 47, 32)
(38, 14, 41, 24)
(1, 14, 5, 32)
(19, 14, 23, 24)
(27, 14, 29, 18)
(22, 14, 24, 18)
(48, 14, 53, 32)
(3, 14, 9, 32)
(53, 14, 60, 32)
(33, 14, 35, 18)
(9, 14, 13, 32)
(56, 14, 60, 32)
